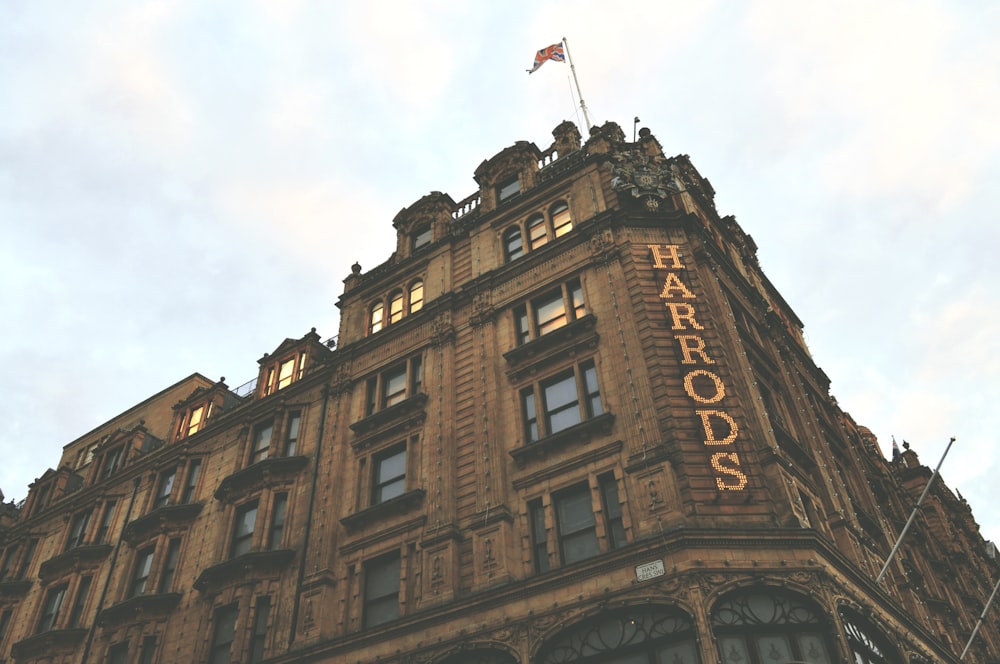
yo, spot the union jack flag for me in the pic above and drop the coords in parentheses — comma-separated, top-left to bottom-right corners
(527, 42, 565, 74)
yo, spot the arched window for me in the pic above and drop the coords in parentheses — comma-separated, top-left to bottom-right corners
(527, 214, 548, 250)
(537, 606, 700, 664)
(409, 280, 424, 313)
(504, 226, 524, 262)
(389, 290, 405, 324)
(551, 201, 572, 237)
(711, 588, 834, 664)
(369, 302, 384, 335)
(839, 608, 901, 664)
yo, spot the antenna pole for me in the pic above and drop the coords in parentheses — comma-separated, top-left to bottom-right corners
(876, 437, 955, 584)
(562, 37, 592, 132)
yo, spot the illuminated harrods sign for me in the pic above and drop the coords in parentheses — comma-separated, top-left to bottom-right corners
(648, 244, 748, 491)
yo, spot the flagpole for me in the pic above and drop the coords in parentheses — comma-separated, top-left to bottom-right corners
(876, 437, 955, 584)
(561, 37, 592, 132)
(961, 575, 1000, 660)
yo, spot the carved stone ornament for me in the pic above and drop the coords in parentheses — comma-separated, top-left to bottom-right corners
(609, 152, 678, 212)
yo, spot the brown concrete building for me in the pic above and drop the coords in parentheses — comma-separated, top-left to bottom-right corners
(1, 120, 998, 664)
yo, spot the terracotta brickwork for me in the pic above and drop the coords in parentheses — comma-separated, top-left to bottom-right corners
(1, 121, 998, 664)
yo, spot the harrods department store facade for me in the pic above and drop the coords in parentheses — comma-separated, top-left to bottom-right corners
(1, 120, 998, 664)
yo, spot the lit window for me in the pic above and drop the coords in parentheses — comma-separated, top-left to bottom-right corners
(154, 468, 176, 509)
(515, 280, 585, 344)
(497, 176, 520, 202)
(504, 226, 524, 262)
(188, 404, 206, 436)
(409, 280, 424, 313)
(521, 361, 602, 442)
(389, 290, 405, 324)
(249, 596, 271, 663)
(277, 358, 296, 390)
(130, 546, 155, 597)
(209, 603, 238, 664)
(38, 584, 67, 632)
(528, 214, 548, 250)
(66, 510, 92, 550)
(551, 201, 572, 237)
(363, 552, 401, 628)
(370, 302, 385, 335)
(268, 494, 288, 549)
(176, 403, 213, 440)
(365, 356, 423, 415)
(231, 501, 259, 557)
(250, 422, 274, 465)
(412, 225, 432, 251)
(373, 445, 407, 504)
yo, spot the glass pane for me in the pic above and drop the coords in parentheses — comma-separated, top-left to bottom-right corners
(528, 216, 548, 249)
(718, 637, 751, 664)
(377, 449, 406, 483)
(561, 529, 599, 563)
(366, 556, 401, 598)
(523, 391, 538, 442)
(535, 292, 567, 335)
(409, 281, 424, 312)
(384, 369, 407, 406)
(389, 292, 404, 323)
(552, 203, 572, 236)
(657, 641, 699, 664)
(505, 228, 524, 260)
(278, 358, 295, 388)
(557, 489, 596, 534)
(796, 634, 832, 664)
(370, 303, 384, 333)
(235, 505, 258, 538)
(755, 635, 793, 663)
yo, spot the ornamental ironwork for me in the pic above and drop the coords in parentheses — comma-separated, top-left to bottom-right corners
(610, 152, 679, 212)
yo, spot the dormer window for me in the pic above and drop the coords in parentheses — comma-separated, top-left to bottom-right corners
(412, 225, 432, 251)
(261, 351, 308, 396)
(176, 402, 213, 440)
(497, 176, 521, 202)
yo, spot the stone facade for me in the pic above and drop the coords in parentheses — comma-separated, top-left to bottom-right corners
(1, 121, 998, 664)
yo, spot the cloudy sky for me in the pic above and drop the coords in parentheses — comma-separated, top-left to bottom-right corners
(2, 1, 998, 545)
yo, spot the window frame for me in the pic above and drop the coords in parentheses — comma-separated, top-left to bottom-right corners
(515, 279, 586, 345)
(101, 446, 125, 480)
(520, 360, 602, 443)
(66, 575, 92, 628)
(412, 224, 432, 251)
(179, 458, 203, 504)
(65, 509, 92, 550)
(153, 467, 177, 510)
(231, 501, 260, 558)
(365, 355, 423, 416)
(497, 175, 521, 202)
(368, 280, 426, 336)
(37, 583, 68, 633)
(267, 494, 288, 550)
(363, 551, 402, 628)
(95, 500, 117, 543)
(249, 421, 275, 466)
(208, 602, 239, 664)
(130, 545, 156, 597)
(248, 595, 272, 663)
(261, 351, 309, 396)
(371, 444, 407, 505)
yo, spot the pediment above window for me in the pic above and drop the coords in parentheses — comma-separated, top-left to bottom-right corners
(194, 549, 295, 594)
(12, 628, 87, 660)
(0, 579, 32, 597)
(123, 502, 204, 546)
(38, 544, 113, 582)
(340, 489, 426, 533)
(97, 592, 182, 627)
(214, 456, 309, 503)
(509, 413, 615, 468)
(504, 314, 598, 382)
(350, 393, 428, 447)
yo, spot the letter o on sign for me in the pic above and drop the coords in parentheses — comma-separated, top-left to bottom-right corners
(683, 369, 726, 404)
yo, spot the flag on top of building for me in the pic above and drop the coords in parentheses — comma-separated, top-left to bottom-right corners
(527, 42, 565, 74)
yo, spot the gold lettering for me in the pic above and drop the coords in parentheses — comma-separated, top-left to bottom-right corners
(711, 452, 749, 490)
(676, 335, 715, 365)
(684, 370, 726, 404)
(664, 303, 705, 330)
(658, 273, 696, 300)
(696, 409, 739, 445)
(648, 244, 684, 269)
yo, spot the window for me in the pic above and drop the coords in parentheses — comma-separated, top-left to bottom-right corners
(515, 279, 585, 345)
(95, 501, 117, 543)
(249, 596, 271, 663)
(175, 402, 213, 440)
(551, 201, 572, 237)
(408, 280, 424, 313)
(521, 361, 602, 442)
(139, 636, 158, 664)
(527, 214, 548, 250)
(369, 282, 425, 335)
(15, 539, 38, 580)
(231, 502, 259, 557)
(363, 552, 401, 628)
(180, 459, 203, 504)
(503, 226, 524, 262)
(209, 603, 238, 664)
(370, 302, 385, 335)
(101, 446, 124, 479)
(529, 499, 549, 573)
(261, 351, 309, 396)
(389, 290, 405, 324)
(159, 538, 181, 592)
(67, 575, 92, 628)
(66, 510, 92, 550)
(154, 468, 177, 509)
(284, 412, 301, 456)
(188, 404, 207, 436)
(108, 641, 129, 664)
(131, 546, 156, 597)
(599, 473, 626, 549)
(365, 356, 423, 415)
(38, 584, 67, 632)
(555, 484, 599, 565)
(31, 483, 51, 515)
(268, 494, 288, 549)
(412, 225, 432, 251)
(711, 589, 834, 664)
(250, 421, 274, 465)
(841, 610, 899, 664)
(0, 544, 18, 581)
(497, 176, 520, 202)
(0, 608, 12, 645)
(372, 445, 406, 504)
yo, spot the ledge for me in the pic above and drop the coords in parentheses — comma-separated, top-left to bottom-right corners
(123, 502, 204, 545)
(38, 544, 113, 582)
(510, 413, 615, 468)
(0, 579, 32, 597)
(12, 628, 87, 660)
(340, 489, 426, 532)
(349, 393, 428, 444)
(194, 549, 295, 593)
(97, 592, 182, 627)
(214, 456, 309, 503)
(774, 426, 816, 469)
(503, 315, 599, 382)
